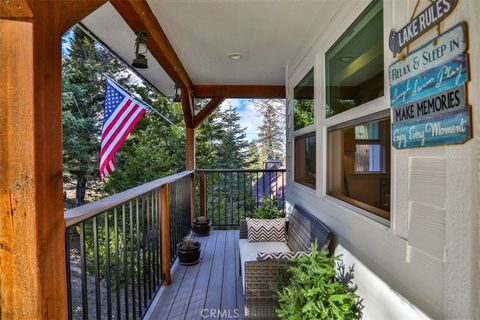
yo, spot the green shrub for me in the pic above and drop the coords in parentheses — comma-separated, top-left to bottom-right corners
(251, 197, 284, 219)
(276, 244, 363, 320)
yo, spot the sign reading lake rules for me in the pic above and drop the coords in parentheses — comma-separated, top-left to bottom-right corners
(389, 0, 457, 55)
(389, 23, 472, 149)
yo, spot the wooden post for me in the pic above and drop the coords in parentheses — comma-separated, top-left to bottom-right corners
(185, 128, 196, 225)
(0, 3, 68, 318)
(199, 171, 206, 217)
(160, 184, 171, 285)
(185, 127, 196, 170)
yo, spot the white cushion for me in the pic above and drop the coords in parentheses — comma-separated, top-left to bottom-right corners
(239, 239, 291, 292)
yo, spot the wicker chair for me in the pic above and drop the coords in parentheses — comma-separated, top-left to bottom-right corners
(239, 205, 333, 319)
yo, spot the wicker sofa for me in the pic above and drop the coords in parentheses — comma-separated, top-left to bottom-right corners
(239, 205, 333, 319)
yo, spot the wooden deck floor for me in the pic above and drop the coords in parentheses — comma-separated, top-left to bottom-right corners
(148, 230, 244, 320)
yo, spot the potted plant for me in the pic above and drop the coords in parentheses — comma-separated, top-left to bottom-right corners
(276, 243, 364, 319)
(192, 216, 211, 236)
(177, 236, 201, 266)
(252, 197, 285, 219)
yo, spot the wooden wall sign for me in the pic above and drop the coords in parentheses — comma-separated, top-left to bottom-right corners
(389, 0, 458, 55)
(389, 22, 471, 149)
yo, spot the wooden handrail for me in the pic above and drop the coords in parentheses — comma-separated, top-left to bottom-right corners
(64, 171, 193, 227)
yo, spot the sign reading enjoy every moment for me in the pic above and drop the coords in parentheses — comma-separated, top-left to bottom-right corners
(388, 0, 458, 54)
(389, 22, 471, 149)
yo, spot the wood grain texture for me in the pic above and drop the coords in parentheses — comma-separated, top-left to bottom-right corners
(185, 127, 195, 170)
(181, 88, 194, 129)
(149, 231, 244, 319)
(0, 0, 32, 19)
(65, 171, 193, 227)
(109, 0, 193, 93)
(194, 96, 226, 128)
(0, 2, 67, 318)
(161, 184, 171, 285)
(193, 84, 286, 98)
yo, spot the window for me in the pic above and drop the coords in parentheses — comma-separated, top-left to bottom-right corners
(327, 114, 390, 221)
(294, 132, 316, 189)
(325, 0, 383, 118)
(293, 68, 314, 130)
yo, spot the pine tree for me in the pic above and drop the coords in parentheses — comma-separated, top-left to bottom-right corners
(250, 99, 286, 163)
(216, 105, 250, 169)
(62, 27, 130, 206)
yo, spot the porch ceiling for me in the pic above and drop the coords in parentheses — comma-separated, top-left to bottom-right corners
(82, 0, 330, 95)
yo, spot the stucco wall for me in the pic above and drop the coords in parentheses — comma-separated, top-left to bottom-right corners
(285, 0, 479, 319)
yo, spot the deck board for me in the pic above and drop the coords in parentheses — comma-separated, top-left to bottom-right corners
(148, 230, 244, 320)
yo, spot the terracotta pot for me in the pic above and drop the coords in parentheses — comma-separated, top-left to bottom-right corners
(192, 218, 211, 236)
(177, 241, 201, 266)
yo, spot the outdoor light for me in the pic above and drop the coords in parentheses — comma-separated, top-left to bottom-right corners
(172, 85, 182, 102)
(132, 31, 148, 69)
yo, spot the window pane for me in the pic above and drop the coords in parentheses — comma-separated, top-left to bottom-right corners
(294, 68, 314, 130)
(325, 0, 384, 118)
(327, 117, 390, 220)
(294, 133, 316, 189)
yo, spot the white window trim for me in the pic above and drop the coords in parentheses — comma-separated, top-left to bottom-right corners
(315, 0, 393, 225)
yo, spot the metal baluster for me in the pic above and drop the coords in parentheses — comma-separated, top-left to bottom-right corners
(80, 223, 88, 320)
(146, 193, 151, 300)
(93, 216, 101, 319)
(105, 212, 112, 320)
(130, 200, 137, 320)
(122, 204, 130, 320)
(114, 208, 121, 319)
(142, 196, 147, 310)
(65, 228, 73, 320)
(243, 172, 246, 220)
(135, 198, 142, 317)
(256, 172, 259, 209)
(224, 172, 227, 226)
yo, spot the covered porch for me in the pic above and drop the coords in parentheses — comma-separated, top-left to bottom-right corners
(1, 0, 479, 319)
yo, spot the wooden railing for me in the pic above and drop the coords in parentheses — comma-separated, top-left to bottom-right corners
(63, 168, 286, 319)
(64, 171, 193, 320)
(196, 169, 286, 227)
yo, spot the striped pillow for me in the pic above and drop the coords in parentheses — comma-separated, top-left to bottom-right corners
(257, 250, 311, 261)
(246, 218, 286, 242)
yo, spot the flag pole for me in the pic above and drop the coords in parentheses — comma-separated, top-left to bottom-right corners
(102, 73, 184, 133)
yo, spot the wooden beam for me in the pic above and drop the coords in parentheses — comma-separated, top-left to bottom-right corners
(181, 88, 194, 129)
(109, 0, 193, 93)
(160, 184, 171, 285)
(194, 97, 226, 128)
(193, 85, 286, 99)
(0, 0, 32, 19)
(0, 2, 67, 318)
(185, 127, 195, 170)
(61, 0, 108, 32)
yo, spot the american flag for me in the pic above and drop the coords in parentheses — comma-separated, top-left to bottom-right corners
(99, 79, 147, 180)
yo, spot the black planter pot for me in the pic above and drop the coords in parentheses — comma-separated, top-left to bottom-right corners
(192, 218, 211, 236)
(177, 241, 201, 266)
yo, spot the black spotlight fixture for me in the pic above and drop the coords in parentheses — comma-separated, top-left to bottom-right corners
(172, 85, 182, 102)
(132, 31, 148, 69)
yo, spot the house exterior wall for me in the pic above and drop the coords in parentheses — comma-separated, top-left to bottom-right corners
(285, 0, 479, 319)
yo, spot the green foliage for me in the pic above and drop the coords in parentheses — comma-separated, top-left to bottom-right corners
(250, 99, 286, 164)
(293, 99, 314, 131)
(276, 244, 363, 320)
(252, 197, 284, 219)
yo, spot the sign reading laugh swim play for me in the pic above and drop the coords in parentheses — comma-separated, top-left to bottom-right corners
(389, 23, 472, 149)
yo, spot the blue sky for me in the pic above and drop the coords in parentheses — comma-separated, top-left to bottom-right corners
(219, 99, 262, 142)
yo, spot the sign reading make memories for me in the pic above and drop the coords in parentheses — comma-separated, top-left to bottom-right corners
(388, 22, 472, 149)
